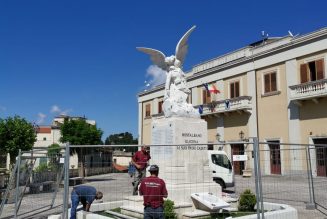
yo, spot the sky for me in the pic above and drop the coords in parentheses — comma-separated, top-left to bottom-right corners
(1, 0, 327, 140)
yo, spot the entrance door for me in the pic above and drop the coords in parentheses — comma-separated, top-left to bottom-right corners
(231, 144, 245, 175)
(314, 138, 327, 177)
(268, 141, 281, 175)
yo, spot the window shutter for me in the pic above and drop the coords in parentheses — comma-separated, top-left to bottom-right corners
(230, 83, 235, 98)
(145, 104, 151, 117)
(300, 64, 308, 83)
(235, 82, 240, 97)
(158, 101, 163, 113)
(271, 73, 277, 92)
(202, 90, 206, 104)
(207, 90, 211, 103)
(264, 74, 270, 93)
(316, 59, 324, 80)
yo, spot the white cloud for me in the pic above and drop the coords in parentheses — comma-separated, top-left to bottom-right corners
(36, 113, 46, 124)
(51, 105, 61, 114)
(60, 109, 72, 116)
(50, 105, 72, 116)
(146, 65, 167, 88)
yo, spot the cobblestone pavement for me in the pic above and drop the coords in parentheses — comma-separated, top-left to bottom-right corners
(1, 173, 326, 219)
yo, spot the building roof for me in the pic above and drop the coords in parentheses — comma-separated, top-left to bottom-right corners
(36, 126, 52, 134)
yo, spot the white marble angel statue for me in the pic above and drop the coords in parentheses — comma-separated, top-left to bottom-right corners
(137, 26, 200, 118)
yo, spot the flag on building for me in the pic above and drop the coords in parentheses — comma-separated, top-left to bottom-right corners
(198, 105, 203, 114)
(203, 83, 220, 94)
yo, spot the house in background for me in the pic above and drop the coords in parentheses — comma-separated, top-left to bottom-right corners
(33, 115, 112, 176)
(113, 150, 133, 166)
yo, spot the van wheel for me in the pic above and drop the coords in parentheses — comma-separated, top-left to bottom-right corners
(216, 179, 225, 189)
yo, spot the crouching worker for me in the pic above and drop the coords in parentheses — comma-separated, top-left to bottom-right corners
(70, 185, 103, 219)
(139, 165, 168, 219)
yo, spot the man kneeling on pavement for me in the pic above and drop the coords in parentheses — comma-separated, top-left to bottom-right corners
(70, 185, 103, 219)
(139, 164, 168, 219)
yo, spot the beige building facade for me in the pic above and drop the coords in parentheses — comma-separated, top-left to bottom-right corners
(138, 27, 327, 177)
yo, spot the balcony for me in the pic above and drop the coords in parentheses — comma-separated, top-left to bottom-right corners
(289, 79, 327, 104)
(194, 96, 252, 117)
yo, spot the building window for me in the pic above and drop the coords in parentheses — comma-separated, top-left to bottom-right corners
(158, 101, 163, 114)
(300, 59, 325, 83)
(264, 72, 277, 93)
(43, 137, 47, 141)
(202, 89, 211, 104)
(145, 104, 151, 117)
(230, 81, 240, 98)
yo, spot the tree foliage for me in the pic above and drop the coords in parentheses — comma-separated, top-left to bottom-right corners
(60, 118, 103, 146)
(59, 118, 103, 177)
(238, 189, 256, 212)
(0, 116, 37, 163)
(47, 143, 61, 157)
(104, 132, 138, 152)
(164, 199, 177, 219)
(47, 143, 61, 170)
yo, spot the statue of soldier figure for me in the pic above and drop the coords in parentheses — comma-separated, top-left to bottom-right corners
(137, 26, 200, 118)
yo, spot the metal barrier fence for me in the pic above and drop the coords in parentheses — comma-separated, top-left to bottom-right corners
(60, 142, 326, 219)
(0, 148, 65, 219)
(309, 144, 327, 216)
(1, 140, 327, 219)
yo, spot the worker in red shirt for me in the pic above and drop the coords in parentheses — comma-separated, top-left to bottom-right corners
(131, 145, 151, 195)
(139, 165, 168, 219)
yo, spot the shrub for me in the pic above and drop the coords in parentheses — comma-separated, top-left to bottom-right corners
(34, 163, 49, 173)
(164, 199, 177, 219)
(238, 189, 256, 212)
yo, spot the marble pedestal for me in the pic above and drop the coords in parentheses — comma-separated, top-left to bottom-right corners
(150, 117, 221, 202)
(121, 117, 221, 218)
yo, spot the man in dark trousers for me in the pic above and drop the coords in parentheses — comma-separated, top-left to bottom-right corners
(139, 165, 168, 219)
(131, 145, 151, 195)
(70, 185, 103, 219)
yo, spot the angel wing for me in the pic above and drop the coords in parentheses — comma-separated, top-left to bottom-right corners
(136, 47, 167, 71)
(175, 25, 196, 66)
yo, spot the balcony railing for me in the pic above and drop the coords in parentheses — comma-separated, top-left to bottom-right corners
(289, 79, 327, 101)
(194, 96, 252, 116)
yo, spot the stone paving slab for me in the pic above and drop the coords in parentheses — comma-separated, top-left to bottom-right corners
(1, 173, 326, 219)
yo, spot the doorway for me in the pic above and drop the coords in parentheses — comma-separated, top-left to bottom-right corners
(314, 138, 327, 177)
(268, 140, 281, 175)
(231, 144, 245, 175)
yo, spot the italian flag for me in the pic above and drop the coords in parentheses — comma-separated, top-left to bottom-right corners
(204, 83, 220, 94)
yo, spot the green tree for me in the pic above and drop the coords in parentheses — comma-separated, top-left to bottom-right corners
(47, 143, 61, 170)
(59, 118, 103, 177)
(104, 132, 138, 152)
(0, 116, 37, 165)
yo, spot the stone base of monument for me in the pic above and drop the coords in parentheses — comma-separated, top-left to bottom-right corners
(121, 116, 225, 218)
(120, 183, 221, 216)
(121, 195, 194, 219)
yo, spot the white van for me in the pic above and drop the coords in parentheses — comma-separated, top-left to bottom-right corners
(208, 150, 234, 189)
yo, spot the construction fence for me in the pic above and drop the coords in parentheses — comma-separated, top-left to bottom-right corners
(0, 139, 326, 219)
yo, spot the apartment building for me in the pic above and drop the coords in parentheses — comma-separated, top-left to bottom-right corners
(137, 27, 327, 177)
